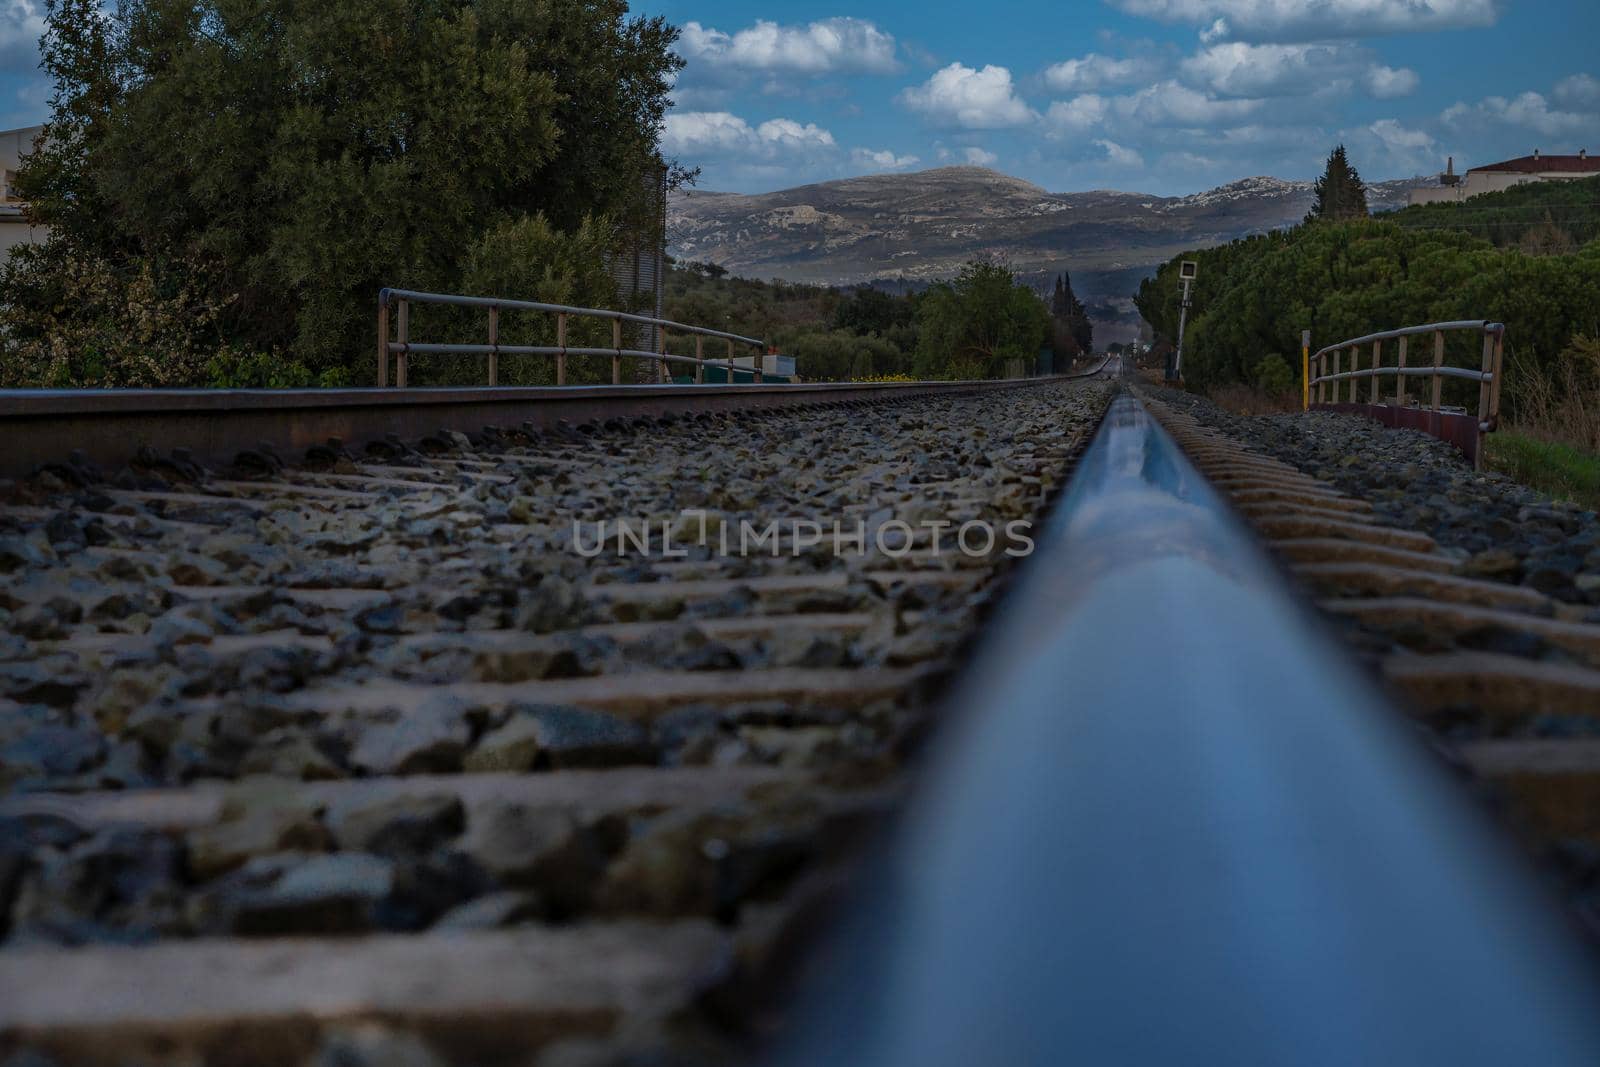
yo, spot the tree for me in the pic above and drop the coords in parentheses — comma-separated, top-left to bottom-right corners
(1307, 145, 1369, 223)
(1049, 272, 1093, 358)
(2, 0, 684, 387)
(914, 262, 1050, 379)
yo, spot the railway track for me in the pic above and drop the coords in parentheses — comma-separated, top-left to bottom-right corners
(0, 374, 1113, 1065)
(4, 364, 1600, 1064)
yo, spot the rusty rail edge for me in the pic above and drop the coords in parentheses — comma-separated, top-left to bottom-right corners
(774, 392, 1600, 1066)
(0, 367, 1105, 480)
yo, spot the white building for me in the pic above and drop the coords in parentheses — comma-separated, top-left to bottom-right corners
(1, 125, 48, 260)
(1409, 149, 1600, 206)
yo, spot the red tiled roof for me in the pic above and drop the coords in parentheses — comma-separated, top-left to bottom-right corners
(1467, 154, 1600, 175)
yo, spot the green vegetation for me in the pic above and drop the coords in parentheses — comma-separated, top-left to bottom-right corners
(914, 263, 1052, 380)
(1386, 174, 1600, 251)
(1136, 219, 1600, 405)
(1308, 145, 1369, 223)
(1, 0, 682, 388)
(664, 260, 1062, 381)
(1485, 433, 1600, 511)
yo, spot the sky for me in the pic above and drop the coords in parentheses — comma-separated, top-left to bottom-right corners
(2, 1, 1597, 196)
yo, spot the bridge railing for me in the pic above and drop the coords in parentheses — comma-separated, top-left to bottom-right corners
(376, 288, 770, 388)
(1308, 320, 1504, 468)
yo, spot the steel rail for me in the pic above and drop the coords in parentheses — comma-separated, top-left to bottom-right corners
(775, 392, 1600, 1066)
(0, 371, 1103, 479)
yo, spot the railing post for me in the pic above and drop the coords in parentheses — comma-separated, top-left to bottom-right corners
(1431, 330, 1445, 411)
(487, 306, 499, 387)
(1396, 336, 1408, 407)
(1371, 340, 1381, 405)
(755, 344, 765, 385)
(658, 327, 668, 385)
(1348, 346, 1358, 403)
(612, 318, 622, 386)
(695, 335, 705, 385)
(1332, 348, 1341, 404)
(396, 298, 409, 389)
(726, 337, 735, 384)
(377, 298, 390, 388)
(556, 312, 567, 386)
(1489, 327, 1505, 429)
(1477, 330, 1496, 471)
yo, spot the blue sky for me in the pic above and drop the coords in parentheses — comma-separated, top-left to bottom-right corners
(3, 1, 1597, 196)
(643, 0, 1600, 194)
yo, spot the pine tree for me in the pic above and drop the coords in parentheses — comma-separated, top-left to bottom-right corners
(1307, 145, 1369, 223)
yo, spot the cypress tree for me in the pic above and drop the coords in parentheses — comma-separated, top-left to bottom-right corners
(1307, 145, 1370, 223)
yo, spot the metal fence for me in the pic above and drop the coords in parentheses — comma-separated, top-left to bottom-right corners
(375, 288, 769, 388)
(1308, 320, 1505, 468)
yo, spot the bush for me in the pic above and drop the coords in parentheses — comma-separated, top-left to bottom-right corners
(1252, 353, 1296, 395)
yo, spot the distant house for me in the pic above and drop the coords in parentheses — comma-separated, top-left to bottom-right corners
(1409, 149, 1600, 206)
(1, 125, 48, 260)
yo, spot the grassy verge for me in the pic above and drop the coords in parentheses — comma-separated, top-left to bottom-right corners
(1485, 431, 1600, 511)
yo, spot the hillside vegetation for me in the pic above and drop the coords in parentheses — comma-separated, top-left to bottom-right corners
(1136, 178, 1600, 405)
(1386, 174, 1600, 251)
(665, 260, 1081, 381)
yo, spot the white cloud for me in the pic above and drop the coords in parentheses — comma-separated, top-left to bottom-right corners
(1043, 95, 1110, 136)
(1364, 65, 1419, 99)
(1347, 118, 1439, 173)
(1200, 17, 1230, 44)
(1042, 53, 1157, 93)
(1181, 42, 1415, 100)
(662, 111, 837, 163)
(898, 63, 1036, 129)
(1110, 0, 1500, 42)
(1094, 139, 1145, 167)
(961, 146, 999, 166)
(1, 0, 46, 65)
(678, 18, 898, 75)
(1442, 90, 1597, 140)
(1553, 74, 1600, 112)
(1113, 81, 1263, 125)
(851, 147, 921, 171)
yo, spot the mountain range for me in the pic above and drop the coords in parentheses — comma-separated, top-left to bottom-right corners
(666, 167, 1434, 343)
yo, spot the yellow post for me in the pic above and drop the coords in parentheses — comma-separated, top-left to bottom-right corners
(1301, 330, 1310, 411)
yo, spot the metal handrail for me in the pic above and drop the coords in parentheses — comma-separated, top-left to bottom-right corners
(774, 393, 1600, 1065)
(375, 287, 770, 388)
(1307, 319, 1505, 468)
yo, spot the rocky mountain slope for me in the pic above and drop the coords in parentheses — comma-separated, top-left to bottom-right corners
(667, 167, 1431, 341)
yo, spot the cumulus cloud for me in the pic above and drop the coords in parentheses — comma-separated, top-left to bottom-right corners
(1364, 65, 1419, 99)
(1346, 118, 1439, 173)
(851, 147, 921, 171)
(1109, 0, 1500, 42)
(1112, 81, 1263, 125)
(1553, 74, 1600, 112)
(1, 0, 46, 65)
(662, 111, 837, 164)
(1043, 95, 1110, 136)
(678, 18, 898, 75)
(1094, 139, 1145, 167)
(1442, 90, 1597, 140)
(898, 63, 1036, 129)
(1042, 53, 1158, 93)
(1181, 41, 1416, 100)
(961, 146, 999, 166)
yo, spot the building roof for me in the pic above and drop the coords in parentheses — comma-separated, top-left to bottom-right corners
(1468, 153, 1599, 175)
